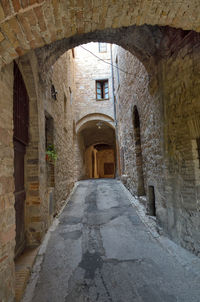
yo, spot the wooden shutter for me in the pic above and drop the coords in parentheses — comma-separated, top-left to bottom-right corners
(104, 81, 108, 99)
(96, 81, 102, 99)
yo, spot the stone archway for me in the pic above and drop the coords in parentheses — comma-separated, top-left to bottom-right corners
(0, 1, 200, 67)
(76, 113, 115, 133)
(76, 119, 116, 179)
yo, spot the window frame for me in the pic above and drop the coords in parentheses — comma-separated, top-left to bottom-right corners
(196, 138, 200, 168)
(95, 79, 109, 101)
(116, 56, 120, 87)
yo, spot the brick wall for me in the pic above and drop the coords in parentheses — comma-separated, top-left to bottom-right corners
(51, 51, 76, 213)
(161, 40, 200, 255)
(0, 49, 77, 301)
(0, 1, 200, 67)
(0, 63, 15, 302)
(112, 44, 162, 198)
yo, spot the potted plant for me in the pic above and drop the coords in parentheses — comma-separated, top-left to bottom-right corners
(46, 144, 57, 163)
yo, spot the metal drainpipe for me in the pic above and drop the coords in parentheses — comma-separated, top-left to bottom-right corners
(110, 44, 120, 178)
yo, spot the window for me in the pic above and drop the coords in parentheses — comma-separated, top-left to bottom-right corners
(99, 43, 107, 53)
(69, 87, 72, 104)
(196, 138, 200, 167)
(64, 95, 67, 129)
(96, 80, 109, 100)
(51, 84, 57, 100)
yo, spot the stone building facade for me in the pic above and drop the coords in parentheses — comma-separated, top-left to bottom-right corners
(73, 43, 116, 180)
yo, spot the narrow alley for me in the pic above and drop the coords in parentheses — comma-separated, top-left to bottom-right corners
(25, 179, 200, 302)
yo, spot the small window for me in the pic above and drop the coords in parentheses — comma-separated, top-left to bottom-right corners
(99, 43, 107, 53)
(196, 138, 200, 167)
(51, 84, 57, 100)
(116, 57, 120, 86)
(64, 95, 67, 124)
(69, 87, 72, 104)
(96, 80, 109, 100)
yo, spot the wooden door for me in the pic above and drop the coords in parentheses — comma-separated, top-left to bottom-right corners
(13, 62, 29, 257)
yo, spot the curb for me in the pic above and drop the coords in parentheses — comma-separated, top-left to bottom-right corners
(118, 181, 200, 279)
(21, 182, 79, 302)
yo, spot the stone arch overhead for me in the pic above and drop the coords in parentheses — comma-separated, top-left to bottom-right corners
(16, 52, 39, 102)
(35, 25, 200, 77)
(76, 113, 115, 133)
(77, 119, 116, 148)
(0, 1, 200, 68)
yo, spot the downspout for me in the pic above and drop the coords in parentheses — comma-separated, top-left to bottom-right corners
(110, 44, 120, 178)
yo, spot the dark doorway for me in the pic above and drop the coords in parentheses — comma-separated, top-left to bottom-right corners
(148, 186, 156, 216)
(133, 106, 145, 196)
(13, 62, 29, 257)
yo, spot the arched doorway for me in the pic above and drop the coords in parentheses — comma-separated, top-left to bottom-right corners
(76, 120, 116, 179)
(86, 144, 115, 179)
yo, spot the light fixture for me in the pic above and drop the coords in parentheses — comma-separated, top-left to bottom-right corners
(51, 84, 57, 100)
(96, 121, 103, 129)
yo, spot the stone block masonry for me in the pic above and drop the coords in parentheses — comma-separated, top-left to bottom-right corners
(0, 63, 15, 302)
(112, 31, 200, 256)
(0, 1, 199, 66)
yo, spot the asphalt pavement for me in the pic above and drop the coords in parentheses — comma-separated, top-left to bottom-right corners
(28, 179, 200, 302)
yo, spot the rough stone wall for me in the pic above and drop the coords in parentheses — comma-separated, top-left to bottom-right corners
(113, 38, 200, 256)
(112, 45, 163, 200)
(42, 50, 76, 215)
(74, 133, 85, 180)
(0, 63, 15, 302)
(161, 40, 200, 256)
(0, 49, 76, 302)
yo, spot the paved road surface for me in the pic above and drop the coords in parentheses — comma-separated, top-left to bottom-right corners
(30, 179, 200, 302)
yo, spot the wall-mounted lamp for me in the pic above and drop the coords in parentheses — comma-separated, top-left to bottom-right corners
(51, 84, 57, 100)
(96, 121, 103, 129)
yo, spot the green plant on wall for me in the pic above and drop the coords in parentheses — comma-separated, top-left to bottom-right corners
(46, 144, 57, 163)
